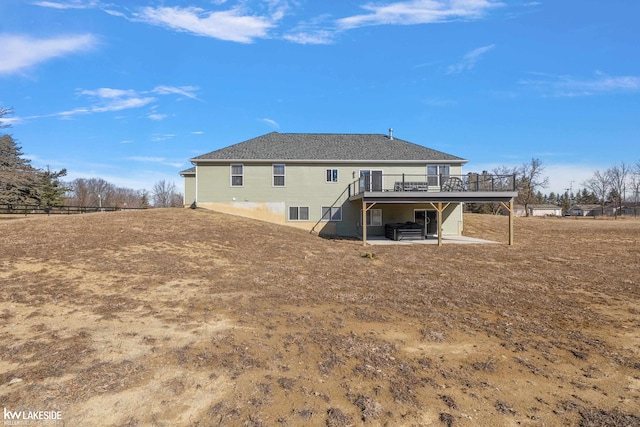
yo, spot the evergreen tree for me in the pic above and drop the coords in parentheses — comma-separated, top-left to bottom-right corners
(1, 109, 69, 206)
(0, 134, 40, 204)
(39, 166, 69, 206)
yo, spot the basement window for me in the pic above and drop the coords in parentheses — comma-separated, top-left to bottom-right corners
(321, 206, 342, 221)
(289, 206, 309, 221)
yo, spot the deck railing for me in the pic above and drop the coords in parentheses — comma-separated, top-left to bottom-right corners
(349, 173, 517, 196)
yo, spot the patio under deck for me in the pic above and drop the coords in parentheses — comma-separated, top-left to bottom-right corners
(347, 174, 518, 246)
(365, 235, 499, 245)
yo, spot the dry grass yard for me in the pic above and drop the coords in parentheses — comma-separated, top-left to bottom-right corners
(1, 209, 639, 427)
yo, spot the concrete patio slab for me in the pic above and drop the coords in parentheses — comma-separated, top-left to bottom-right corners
(365, 235, 498, 245)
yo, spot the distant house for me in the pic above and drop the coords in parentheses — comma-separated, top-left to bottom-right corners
(514, 204, 563, 217)
(621, 204, 640, 216)
(181, 131, 518, 244)
(566, 204, 603, 216)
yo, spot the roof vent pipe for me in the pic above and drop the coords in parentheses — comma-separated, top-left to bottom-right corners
(389, 128, 393, 140)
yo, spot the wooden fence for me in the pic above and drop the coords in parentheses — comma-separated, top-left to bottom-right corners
(0, 204, 127, 215)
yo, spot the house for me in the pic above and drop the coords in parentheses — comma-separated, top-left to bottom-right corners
(621, 204, 640, 216)
(513, 204, 563, 217)
(181, 131, 519, 245)
(566, 204, 603, 217)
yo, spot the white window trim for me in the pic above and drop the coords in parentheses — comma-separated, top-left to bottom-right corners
(359, 169, 384, 192)
(288, 206, 309, 221)
(427, 165, 450, 187)
(230, 163, 244, 187)
(273, 163, 285, 187)
(325, 168, 339, 183)
(321, 206, 342, 222)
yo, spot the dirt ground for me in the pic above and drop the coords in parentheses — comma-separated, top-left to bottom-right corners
(0, 209, 639, 427)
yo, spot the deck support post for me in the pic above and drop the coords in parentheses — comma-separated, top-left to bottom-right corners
(437, 202, 443, 246)
(508, 200, 514, 246)
(361, 200, 378, 246)
(362, 199, 367, 246)
(425, 202, 449, 247)
(500, 200, 515, 246)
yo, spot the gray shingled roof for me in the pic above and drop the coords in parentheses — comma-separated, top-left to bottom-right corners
(179, 167, 196, 175)
(191, 132, 465, 162)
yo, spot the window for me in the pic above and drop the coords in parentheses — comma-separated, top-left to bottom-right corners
(231, 164, 243, 186)
(359, 170, 383, 191)
(360, 208, 382, 226)
(289, 206, 309, 221)
(273, 164, 285, 187)
(321, 206, 342, 221)
(427, 165, 450, 186)
(326, 169, 338, 183)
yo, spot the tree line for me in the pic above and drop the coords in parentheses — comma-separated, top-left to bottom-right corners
(1, 108, 182, 209)
(466, 158, 640, 216)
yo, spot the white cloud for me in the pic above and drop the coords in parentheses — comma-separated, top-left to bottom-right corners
(30, 85, 198, 119)
(103, 9, 125, 18)
(166, 161, 186, 168)
(447, 44, 495, 74)
(32, 0, 99, 9)
(56, 94, 156, 118)
(191, 131, 204, 135)
(127, 156, 185, 169)
(520, 72, 640, 97)
(151, 134, 176, 142)
(0, 116, 22, 126)
(0, 34, 97, 75)
(260, 118, 280, 128)
(152, 85, 200, 101)
(282, 13, 336, 44)
(147, 113, 168, 121)
(283, 30, 334, 45)
(136, 6, 277, 43)
(337, 0, 503, 29)
(92, 97, 156, 112)
(80, 88, 137, 98)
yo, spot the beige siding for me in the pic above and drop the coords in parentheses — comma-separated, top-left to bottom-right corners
(195, 161, 464, 237)
(183, 175, 196, 207)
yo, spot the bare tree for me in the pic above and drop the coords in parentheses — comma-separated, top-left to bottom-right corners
(66, 178, 114, 207)
(490, 165, 518, 214)
(152, 179, 182, 208)
(516, 158, 549, 217)
(607, 163, 630, 218)
(631, 161, 640, 217)
(66, 178, 150, 208)
(584, 170, 610, 216)
(113, 187, 149, 209)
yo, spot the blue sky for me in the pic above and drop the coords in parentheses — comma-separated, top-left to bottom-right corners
(1, 0, 638, 195)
